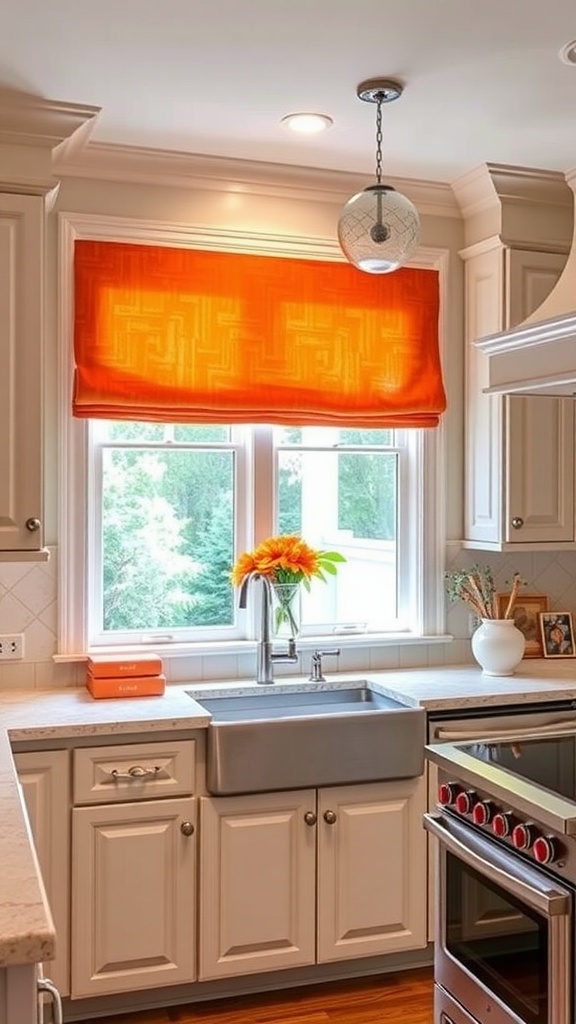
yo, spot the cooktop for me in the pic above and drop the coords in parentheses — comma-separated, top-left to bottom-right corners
(462, 736, 576, 803)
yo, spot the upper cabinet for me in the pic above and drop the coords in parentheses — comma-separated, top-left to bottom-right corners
(457, 164, 575, 551)
(0, 94, 100, 561)
(0, 192, 47, 558)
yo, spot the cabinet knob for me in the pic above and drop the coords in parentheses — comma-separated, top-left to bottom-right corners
(511, 516, 524, 530)
(323, 809, 337, 825)
(304, 811, 317, 826)
(25, 517, 41, 532)
(180, 821, 195, 836)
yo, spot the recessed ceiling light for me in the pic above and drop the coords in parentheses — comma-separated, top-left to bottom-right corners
(281, 112, 334, 134)
(559, 39, 576, 65)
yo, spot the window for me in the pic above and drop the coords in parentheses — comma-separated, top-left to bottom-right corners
(58, 215, 447, 658)
(85, 421, 431, 648)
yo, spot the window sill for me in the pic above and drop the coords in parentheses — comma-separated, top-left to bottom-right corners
(54, 633, 453, 663)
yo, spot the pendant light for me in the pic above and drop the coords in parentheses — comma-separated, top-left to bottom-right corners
(338, 79, 420, 274)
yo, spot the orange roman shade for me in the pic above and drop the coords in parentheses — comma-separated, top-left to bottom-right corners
(73, 241, 446, 427)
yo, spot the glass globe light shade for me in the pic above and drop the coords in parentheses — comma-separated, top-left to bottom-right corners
(338, 184, 420, 274)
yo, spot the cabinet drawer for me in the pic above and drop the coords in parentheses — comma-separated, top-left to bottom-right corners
(73, 739, 195, 804)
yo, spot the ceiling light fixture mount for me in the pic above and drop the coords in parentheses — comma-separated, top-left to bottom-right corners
(338, 77, 420, 274)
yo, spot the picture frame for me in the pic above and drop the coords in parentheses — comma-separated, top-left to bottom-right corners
(539, 611, 576, 659)
(496, 593, 550, 658)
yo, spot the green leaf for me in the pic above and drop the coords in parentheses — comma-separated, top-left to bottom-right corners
(319, 561, 338, 576)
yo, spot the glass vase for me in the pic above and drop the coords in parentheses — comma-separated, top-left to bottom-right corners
(270, 582, 301, 641)
(471, 618, 526, 676)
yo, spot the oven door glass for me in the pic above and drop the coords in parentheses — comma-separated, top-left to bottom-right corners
(446, 850, 549, 1024)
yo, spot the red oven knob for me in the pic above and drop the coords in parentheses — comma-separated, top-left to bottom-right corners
(532, 836, 558, 865)
(455, 790, 477, 815)
(472, 800, 494, 826)
(438, 782, 460, 806)
(512, 823, 536, 850)
(493, 811, 514, 837)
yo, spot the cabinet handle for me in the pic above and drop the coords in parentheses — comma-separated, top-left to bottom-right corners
(304, 811, 317, 826)
(511, 516, 524, 530)
(25, 517, 41, 532)
(323, 809, 337, 825)
(109, 765, 161, 781)
(180, 821, 195, 836)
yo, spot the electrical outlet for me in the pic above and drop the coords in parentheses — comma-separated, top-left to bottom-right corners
(0, 634, 24, 660)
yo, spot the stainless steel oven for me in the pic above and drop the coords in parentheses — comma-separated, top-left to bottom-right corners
(425, 701, 576, 1024)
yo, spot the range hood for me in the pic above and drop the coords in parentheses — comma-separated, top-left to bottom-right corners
(476, 166, 576, 397)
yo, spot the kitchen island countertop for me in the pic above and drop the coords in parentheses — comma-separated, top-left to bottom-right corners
(3, 658, 576, 970)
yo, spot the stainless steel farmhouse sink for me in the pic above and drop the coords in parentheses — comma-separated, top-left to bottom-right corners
(187, 684, 425, 795)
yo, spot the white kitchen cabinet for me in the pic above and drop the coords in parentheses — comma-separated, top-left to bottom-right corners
(72, 797, 197, 998)
(0, 964, 37, 1024)
(14, 749, 70, 997)
(199, 777, 427, 981)
(70, 739, 197, 999)
(199, 788, 316, 980)
(0, 192, 47, 558)
(316, 779, 427, 962)
(463, 244, 575, 550)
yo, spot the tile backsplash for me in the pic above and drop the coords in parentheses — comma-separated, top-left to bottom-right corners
(2, 546, 576, 689)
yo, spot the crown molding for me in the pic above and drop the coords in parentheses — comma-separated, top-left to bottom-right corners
(0, 92, 100, 151)
(452, 161, 573, 220)
(53, 140, 461, 218)
(59, 211, 450, 272)
(0, 177, 61, 205)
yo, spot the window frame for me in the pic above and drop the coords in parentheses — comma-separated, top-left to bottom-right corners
(57, 211, 448, 660)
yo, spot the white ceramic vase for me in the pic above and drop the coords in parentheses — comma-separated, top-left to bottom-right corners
(471, 618, 526, 676)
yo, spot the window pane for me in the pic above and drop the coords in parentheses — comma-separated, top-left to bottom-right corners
(101, 447, 234, 632)
(339, 427, 393, 446)
(173, 425, 230, 442)
(106, 422, 230, 444)
(277, 447, 398, 629)
(275, 426, 393, 447)
(108, 421, 167, 442)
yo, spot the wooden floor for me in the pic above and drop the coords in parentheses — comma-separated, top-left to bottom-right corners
(103, 968, 434, 1024)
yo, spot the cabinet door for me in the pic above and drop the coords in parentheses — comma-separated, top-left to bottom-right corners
(199, 790, 316, 980)
(464, 245, 571, 549)
(71, 797, 196, 997)
(0, 194, 44, 553)
(505, 396, 575, 543)
(14, 750, 70, 997)
(317, 778, 427, 962)
(464, 248, 506, 546)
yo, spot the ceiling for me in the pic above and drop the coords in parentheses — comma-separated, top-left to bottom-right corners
(2, 0, 576, 185)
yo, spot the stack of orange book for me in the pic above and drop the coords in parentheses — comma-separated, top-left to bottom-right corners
(86, 654, 165, 699)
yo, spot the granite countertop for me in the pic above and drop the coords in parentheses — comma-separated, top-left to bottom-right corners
(3, 658, 576, 970)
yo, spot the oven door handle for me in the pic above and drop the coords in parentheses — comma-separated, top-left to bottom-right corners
(424, 812, 572, 917)
(433, 718, 576, 742)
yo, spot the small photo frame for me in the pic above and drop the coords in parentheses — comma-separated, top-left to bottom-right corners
(497, 593, 549, 658)
(539, 612, 576, 659)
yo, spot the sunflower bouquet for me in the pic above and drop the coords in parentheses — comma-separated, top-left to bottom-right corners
(231, 535, 345, 635)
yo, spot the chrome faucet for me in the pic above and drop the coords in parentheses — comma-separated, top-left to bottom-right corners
(309, 648, 341, 682)
(238, 571, 299, 684)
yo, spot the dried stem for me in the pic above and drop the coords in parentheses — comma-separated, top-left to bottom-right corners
(444, 565, 525, 620)
(503, 573, 522, 619)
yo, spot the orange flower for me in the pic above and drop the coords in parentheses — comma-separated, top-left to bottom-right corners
(230, 551, 258, 587)
(231, 534, 345, 588)
(254, 535, 319, 579)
